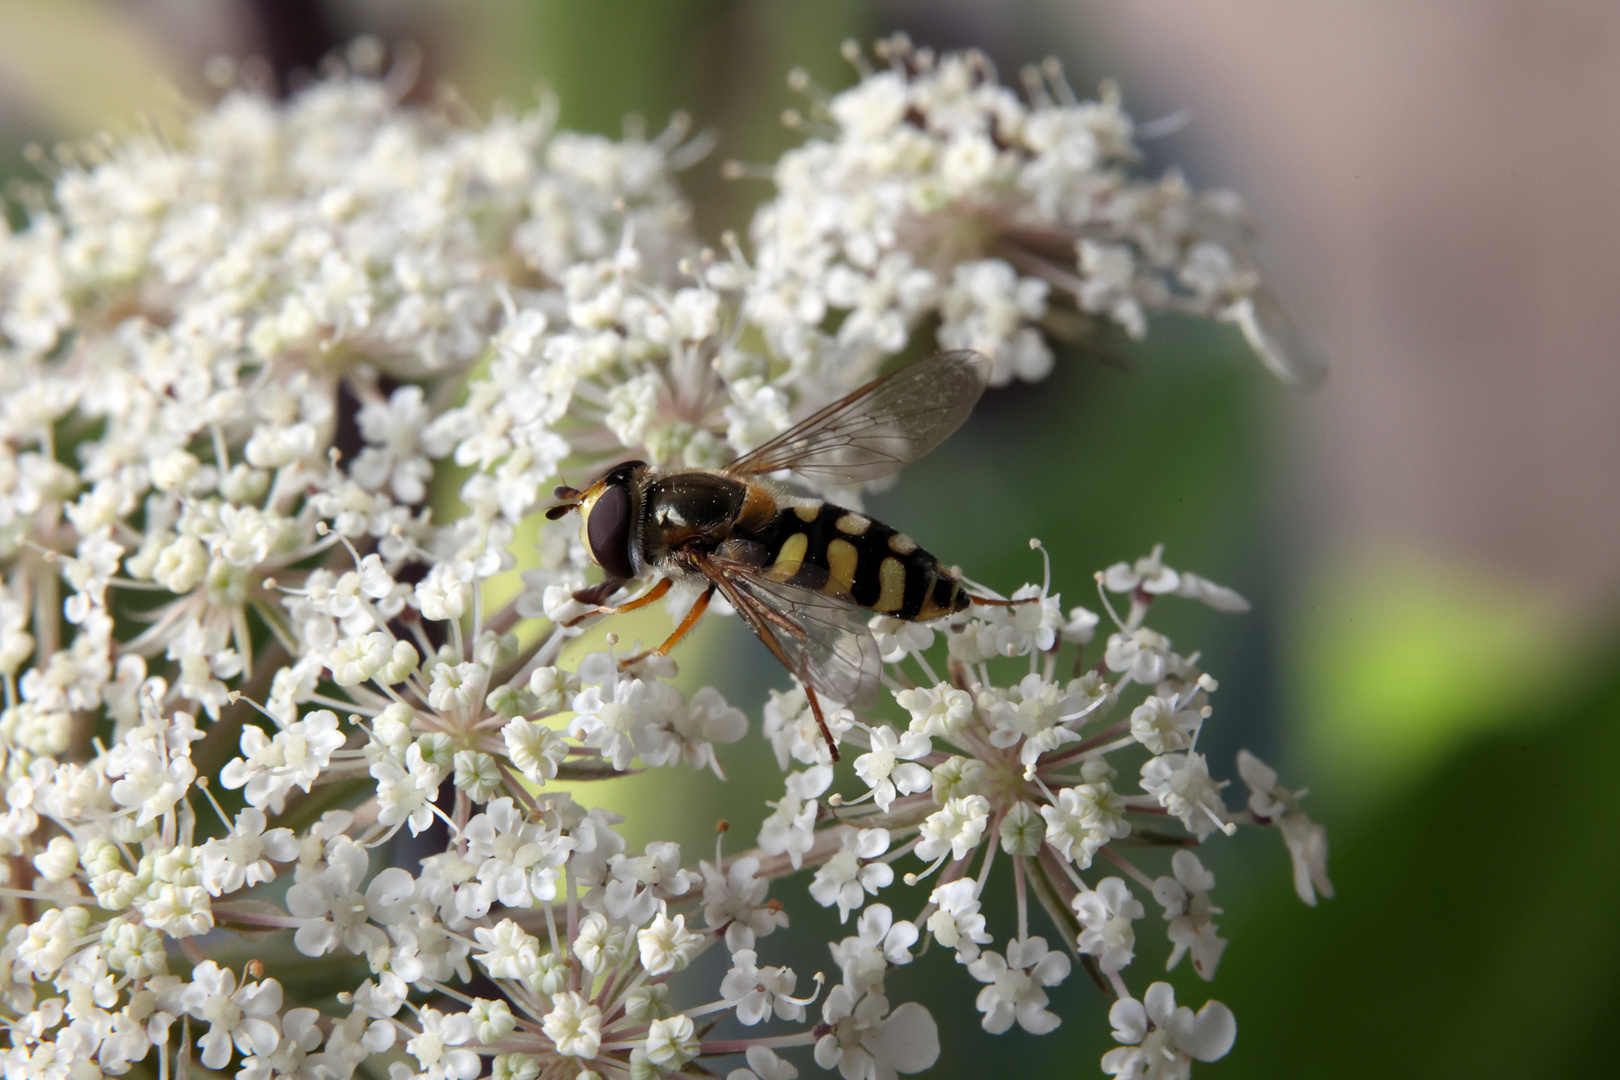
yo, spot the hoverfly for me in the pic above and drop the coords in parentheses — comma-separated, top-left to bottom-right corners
(547, 350, 1014, 760)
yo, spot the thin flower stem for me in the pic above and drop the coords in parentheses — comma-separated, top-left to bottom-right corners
(0, 887, 97, 904)
(1099, 845, 1156, 891)
(876, 835, 921, 865)
(1077, 734, 1139, 761)
(701, 1032, 818, 1054)
(1014, 854, 1029, 943)
(1040, 721, 1131, 771)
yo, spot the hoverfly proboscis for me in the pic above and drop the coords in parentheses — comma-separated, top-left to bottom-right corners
(545, 350, 1023, 761)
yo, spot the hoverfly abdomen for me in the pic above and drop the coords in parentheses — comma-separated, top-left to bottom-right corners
(745, 500, 968, 622)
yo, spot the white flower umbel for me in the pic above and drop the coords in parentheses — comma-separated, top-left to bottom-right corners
(0, 37, 1323, 1080)
(741, 34, 1325, 390)
(733, 541, 1323, 1078)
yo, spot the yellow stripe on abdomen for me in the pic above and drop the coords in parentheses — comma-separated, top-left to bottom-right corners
(768, 532, 809, 581)
(826, 538, 858, 594)
(874, 556, 907, 613)
(914, 571, 963, 620)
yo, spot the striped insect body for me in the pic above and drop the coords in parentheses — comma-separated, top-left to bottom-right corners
(546, 350, 1005, 759)
(746, 499, 967, 621)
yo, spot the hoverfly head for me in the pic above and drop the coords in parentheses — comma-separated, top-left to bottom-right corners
(573, 461, 646, 580)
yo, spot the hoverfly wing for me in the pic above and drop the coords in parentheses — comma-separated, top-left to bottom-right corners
(695, 549, 883, 709)
(725, 350, 990, 485)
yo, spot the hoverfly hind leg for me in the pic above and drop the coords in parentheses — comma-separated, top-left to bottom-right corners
(964, 593, 1040, 607)
(803, 684, 842, 763)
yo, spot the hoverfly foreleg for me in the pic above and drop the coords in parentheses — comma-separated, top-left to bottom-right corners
(571, 578, 629, 608)
(619, 582, 717, 669)
(564, 577, 673, 627)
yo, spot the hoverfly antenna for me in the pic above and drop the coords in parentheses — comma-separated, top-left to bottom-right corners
(546, 479, 586, 520)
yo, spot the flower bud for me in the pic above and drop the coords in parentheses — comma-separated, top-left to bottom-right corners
(34, 836, 78, 882)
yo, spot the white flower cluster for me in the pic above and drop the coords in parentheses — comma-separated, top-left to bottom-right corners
(740, 35, 1325, 389)
(0, 40, 1324, 1080)
(752, 542, 1332, 1080)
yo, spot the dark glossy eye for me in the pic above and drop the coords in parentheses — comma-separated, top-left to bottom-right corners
(585, 482, 636, 580)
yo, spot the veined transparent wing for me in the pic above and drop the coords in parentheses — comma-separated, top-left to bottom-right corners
(726, 350, 989, 485)
(694, 548, 883, 709)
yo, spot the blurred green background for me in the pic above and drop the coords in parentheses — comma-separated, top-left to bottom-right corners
(5, 1, 1616, 1077)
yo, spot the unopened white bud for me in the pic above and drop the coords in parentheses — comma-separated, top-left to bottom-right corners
(150, 450, 201, 492)
(378, 639, 418, 685)
(453, 750, 502, 802)
(491, 1053, 541, 1080)
(998, 802, 1044, 856)
(34, 836, 79, 882)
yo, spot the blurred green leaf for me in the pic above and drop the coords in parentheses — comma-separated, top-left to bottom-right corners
(1289, 552, 1572, 809)
(1213, 635, 1620, 1078)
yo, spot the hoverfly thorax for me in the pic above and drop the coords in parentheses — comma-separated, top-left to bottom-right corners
(643, 472, 775, 555)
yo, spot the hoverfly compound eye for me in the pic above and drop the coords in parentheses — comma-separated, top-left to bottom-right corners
(585, 482, 636, 580)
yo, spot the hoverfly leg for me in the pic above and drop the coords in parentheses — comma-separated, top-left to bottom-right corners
(572, 578, 629, 608)
(619, 582, 716, 669)
(965, 594, 1040, 607)
(803, 685, 842, 764)
(564, 577, 673, 627)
